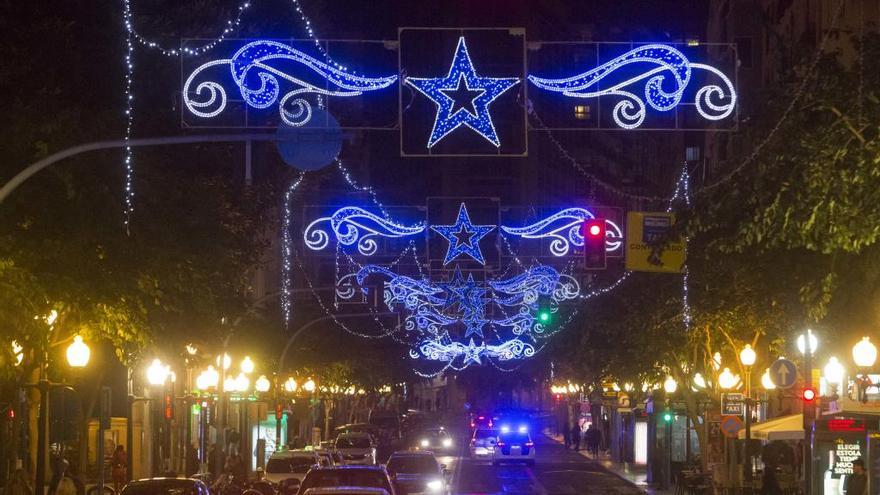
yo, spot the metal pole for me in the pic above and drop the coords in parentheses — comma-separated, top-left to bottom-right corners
(804, 337, 813, 495)
(275, 376, 282, 452)
(126, 367, 134, 483)
(34, 378, 49, 495)
(744, 369, 752, 492)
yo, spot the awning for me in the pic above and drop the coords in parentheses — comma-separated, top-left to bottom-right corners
(737, 414, 803, 441)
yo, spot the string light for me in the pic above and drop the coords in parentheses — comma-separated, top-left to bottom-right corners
(668, 165, 692, 331)
(430, 202, 495, 265)
(500, 208, 623, 256)
(406, 37, 520, 148)
(281, 173, 305, 328)
(303, 206, 425, 255)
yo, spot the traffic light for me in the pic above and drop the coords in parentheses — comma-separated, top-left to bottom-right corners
(583, 218, 606, 269)
(537, 309, 552, 324)
(163, 391, 174, 420)
(802, 387, 817, 402)
(275, 402, 284, 421)
(662, 411, 674, 423)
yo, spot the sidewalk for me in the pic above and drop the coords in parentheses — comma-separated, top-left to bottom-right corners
(544, 431, 673, 495)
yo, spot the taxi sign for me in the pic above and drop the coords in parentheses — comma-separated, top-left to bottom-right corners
(720, 415, 744, 438)
(769, 358, 798, 389)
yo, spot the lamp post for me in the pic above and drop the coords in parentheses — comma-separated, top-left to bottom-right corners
(823, 357, 845, 401)
(146, 359, 172, 475)
(797, 329, 818, 495)
(852, 337, 877, 403)
(35, 335, 91, 495)
(662, 377, 677, 490)
(739, 344, 757, 490)
(195, 365, 219, 471)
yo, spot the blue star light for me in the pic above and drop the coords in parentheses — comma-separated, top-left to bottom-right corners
(406, 37, 520, 148)
(431, 203, 495, 265)
(463, 338, 483, 365)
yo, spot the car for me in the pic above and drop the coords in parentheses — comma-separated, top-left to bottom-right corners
(492, 429, 535, 467)
(335, 423, 382, 443)
(265, 450, 322, 484)
(301, 489, 391, 495)
(413, 428, 454, 453)
(120, 478, 210, 495)
(317, 450, 337, 468)
(469, 428, 499, 458)
(368, 411, 402, 444)
(336, 432, 377, 465)
(386, 451, 448, 495)
(468, 412, 493, 431)
(297, 465, 398, 495)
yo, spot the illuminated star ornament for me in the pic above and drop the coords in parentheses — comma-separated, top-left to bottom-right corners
(406, 37, 520, 148)
(431, 203, 495, 265)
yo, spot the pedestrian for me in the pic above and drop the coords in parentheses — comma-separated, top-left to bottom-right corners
(760, 463, 782, 495)
(845, 458, 868, 495)
(112, 445, 128, 493)
(585, 425, 601, 458)
(570, 423, 581, 451)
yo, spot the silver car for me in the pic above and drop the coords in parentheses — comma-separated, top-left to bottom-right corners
(336, 433, 377, 465)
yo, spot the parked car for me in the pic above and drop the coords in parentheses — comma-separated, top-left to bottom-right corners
(265, 450, 322, 484)
(317, 450, 338, 468)
(492, 429, 535, 467)
(297, 466, 398, 495)
(120, 478, 210, 495)
(469, 428, 498, 458)
(368, 410, 401, 443)
(301, 489, 390, 495)
(386, 450, 448, 495)
(413, 428, 454, 453)
(334, 423, 381, 443)
(335, 433, 377, 465)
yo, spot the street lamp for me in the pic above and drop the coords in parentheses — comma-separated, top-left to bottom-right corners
(663, 377, 678, 394)
(66, 335, 91, 368)
(256, 375, 270, 393)
(761, 369, 776, 390)
(823, 357, 845, 395)
(797, 330, 818, 355)
(284, 377, 298, 393)
(303, 379, 316, 393)
(852, 337, 877, 403)
(241, 356, 255, 374)
(146, 359, 170, 386)
(12, 341, 23, 366)
(739, 344, 758, 488)
(234, 373, 250, 393)
(718, 368, 739, 390)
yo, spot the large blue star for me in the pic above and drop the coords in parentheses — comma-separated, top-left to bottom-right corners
(406, 37, 520, 148)
(431, 203, 495, 265)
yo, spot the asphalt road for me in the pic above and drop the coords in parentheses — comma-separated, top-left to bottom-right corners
(444, 432, 643, 495)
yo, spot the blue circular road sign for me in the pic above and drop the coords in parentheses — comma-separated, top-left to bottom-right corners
(769, 358, 798, 389)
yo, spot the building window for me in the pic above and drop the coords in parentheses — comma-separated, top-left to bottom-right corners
(574, 105, 590, 120)
(686, 146, 701, 162)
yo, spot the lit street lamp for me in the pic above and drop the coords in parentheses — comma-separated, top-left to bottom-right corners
(823, 357, 845, 396)
(761, 369, 776, 390)
(663, 376, 677, 394)
(66, 335, 91, 368)
(852, 337, 876, 403)
(718, 368, 739, 390)
(739, 344, 758, 488)
(255, 375, 270, 393)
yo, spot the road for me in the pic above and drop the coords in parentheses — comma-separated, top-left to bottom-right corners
(432, 433, 643, 495)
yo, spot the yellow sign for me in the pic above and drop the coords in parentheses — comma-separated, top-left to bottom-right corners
(625, 212, 685, 273)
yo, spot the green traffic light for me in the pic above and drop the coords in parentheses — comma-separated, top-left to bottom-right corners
(662, 412, 673, 422)
(538, 310, 551, 323)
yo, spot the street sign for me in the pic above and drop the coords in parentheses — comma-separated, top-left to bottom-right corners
(720, 415, 744, 438)
(625, 212, 685, 273)
(769, 358, 798, 389)
(99, 387, 111, 430)
(722, 393, 744, 416)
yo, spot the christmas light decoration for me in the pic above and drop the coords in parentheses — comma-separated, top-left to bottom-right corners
(304, 206, 426, 256)
(281, 174, 305, 328)
(406, 37, 519, 148)
(183, 40, 398, 126)
(500, 208, 623, 256)
(528, 44, 736, 129)
(667, 165, 692, 331)
(430, 202, 495, 265)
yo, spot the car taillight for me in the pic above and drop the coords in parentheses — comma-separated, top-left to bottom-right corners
(525, 441, 534, 447)
(496, 441, 505, 447)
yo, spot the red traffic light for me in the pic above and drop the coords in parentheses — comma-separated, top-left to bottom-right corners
(583, 218, 607, 270)
(275, 403, 284, 421)
(6, 409, 14, 420)
(164, 393, 174, 420)
(588, 224, 602, 236)
(802, 387, 817, 402)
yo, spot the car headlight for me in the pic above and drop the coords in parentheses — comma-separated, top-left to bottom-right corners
(426, 480, 443, 492)
(420, 439, 430, 447)
(442, 438, 452, 447)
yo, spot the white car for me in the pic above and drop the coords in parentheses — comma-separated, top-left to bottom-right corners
(492, 430, 535, 467)
(470, 428, 498, 458)
(264, 450, 321, 484)
(336, 432, 377, 465)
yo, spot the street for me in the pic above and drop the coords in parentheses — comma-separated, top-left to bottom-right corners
(434, 433, 642, 495)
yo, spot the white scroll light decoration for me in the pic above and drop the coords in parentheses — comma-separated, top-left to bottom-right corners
(528, 44, 736, 129)
(183, 40, 397, 126)
(501, 208, 623, 256)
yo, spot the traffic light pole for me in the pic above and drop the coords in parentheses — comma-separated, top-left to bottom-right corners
(804, 346, 813, 495)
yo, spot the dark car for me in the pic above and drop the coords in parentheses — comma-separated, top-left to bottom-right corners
(386, 451, 448, 495)
(297, 466, 398, 495)
(120, 478, 210, 495)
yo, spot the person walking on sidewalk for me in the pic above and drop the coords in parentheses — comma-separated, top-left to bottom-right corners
(586, 425, 601, 458)
(570, 423, 581, 451)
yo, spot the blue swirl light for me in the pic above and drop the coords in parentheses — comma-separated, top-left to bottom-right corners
(183, 40, 397, 126)
(304, 206, 426, 256)
(500, 208, 623, 256)
(528, 43, 736, 128)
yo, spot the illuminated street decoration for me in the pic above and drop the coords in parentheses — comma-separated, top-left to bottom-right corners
(304, 206, 426, 256)
(528, 44, 736, 128)
(354, 263, 579, 368)
(406, 37, 520, 148)
(183, 40, 397, 126)
(500, 208, 623, 255)
(430, 203, 495, 265)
